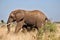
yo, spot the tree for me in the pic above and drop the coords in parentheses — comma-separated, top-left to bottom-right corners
(1, 20, 4, 23)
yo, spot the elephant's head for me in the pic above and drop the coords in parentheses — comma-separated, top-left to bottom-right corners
(7, 13, 16, 24)
(7, 10, 25, 33)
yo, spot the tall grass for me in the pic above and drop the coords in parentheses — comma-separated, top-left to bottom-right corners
(37, 21, 57, 40)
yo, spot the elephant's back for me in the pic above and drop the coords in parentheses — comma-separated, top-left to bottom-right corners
(32, 10, 47, 21)
(24, 10, 48, 25)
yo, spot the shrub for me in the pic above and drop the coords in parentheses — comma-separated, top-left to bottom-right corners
(37, 21, 57, 40)
(44, 21, 56, 32)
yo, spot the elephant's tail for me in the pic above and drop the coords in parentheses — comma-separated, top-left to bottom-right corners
(45, 18, 50, 22)
(45, 18, 48, 21)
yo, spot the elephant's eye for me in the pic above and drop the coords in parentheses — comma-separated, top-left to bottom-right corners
(10, 16, 13, 18)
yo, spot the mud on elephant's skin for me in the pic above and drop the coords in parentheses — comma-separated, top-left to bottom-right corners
(7, 9, 48, 33)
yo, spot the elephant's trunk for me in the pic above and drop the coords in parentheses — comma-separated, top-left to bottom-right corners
(7, 16, 14, 33)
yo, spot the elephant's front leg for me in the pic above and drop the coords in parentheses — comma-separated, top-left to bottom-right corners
(15, 20, 24, 33)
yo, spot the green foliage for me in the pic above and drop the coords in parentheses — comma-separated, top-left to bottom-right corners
(37, 21, 57, 40)
(44, 21, 56, 32)
(37, 27, 44, 40)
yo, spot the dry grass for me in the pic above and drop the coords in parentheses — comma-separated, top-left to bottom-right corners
(0, 23, 60, 40)
(0, 24, 38, 40)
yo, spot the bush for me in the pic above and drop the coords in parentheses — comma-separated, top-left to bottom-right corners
(44, 21, 56, 32)
(37, 21, 57, 40)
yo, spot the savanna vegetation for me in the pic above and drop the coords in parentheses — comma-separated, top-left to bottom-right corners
(0, 20, 60, 40)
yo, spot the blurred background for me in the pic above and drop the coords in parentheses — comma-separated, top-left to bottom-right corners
(0, 0, 60, 22)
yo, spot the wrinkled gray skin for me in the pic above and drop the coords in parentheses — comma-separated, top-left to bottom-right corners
(7, 9, 48, 33)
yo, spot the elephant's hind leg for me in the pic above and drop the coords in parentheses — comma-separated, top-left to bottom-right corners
(15, 20, 24, 33)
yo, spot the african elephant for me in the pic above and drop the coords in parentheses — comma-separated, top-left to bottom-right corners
(7, 9, 48, 33)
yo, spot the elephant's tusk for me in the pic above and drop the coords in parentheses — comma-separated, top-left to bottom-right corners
(7, 23, 11, 25)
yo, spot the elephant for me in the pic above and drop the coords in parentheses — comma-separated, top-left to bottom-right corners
(7, 9, 48, 33)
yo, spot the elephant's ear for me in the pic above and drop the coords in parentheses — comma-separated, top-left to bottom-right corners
(16, 13, 24, 22)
